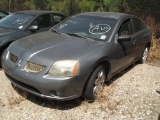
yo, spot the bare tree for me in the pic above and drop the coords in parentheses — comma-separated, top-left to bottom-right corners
(8, 0, 11, 12)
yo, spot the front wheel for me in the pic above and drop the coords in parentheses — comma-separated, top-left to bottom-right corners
(139, 47, 149, 64)
(83, 65, 106, 100)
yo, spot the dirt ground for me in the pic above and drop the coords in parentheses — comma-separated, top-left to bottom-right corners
(0, 63, 160, 120)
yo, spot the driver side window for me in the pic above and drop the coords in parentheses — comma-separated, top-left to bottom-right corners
(118, 19, 133, 36)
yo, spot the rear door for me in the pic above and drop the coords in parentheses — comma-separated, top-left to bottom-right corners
(131, 17, 150, 59)
(117, 18, 137, 66)
(111, 18, 137, 74)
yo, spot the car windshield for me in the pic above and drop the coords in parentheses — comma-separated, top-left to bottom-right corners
(52, 15, 117, 41)
(0, 13, 34, 29)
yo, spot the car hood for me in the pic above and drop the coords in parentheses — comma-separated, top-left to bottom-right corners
(0, 27, 17, 37)
(9, 31, 103, 66)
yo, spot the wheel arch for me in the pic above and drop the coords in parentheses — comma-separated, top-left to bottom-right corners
(91, 59, 111, 79)
(82, 58, 111, 98)
(146, 42, 151, 50)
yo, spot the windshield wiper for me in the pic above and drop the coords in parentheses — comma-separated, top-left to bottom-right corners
(51, 29, 67, 35)
(51, 29, 59, 33)
(65, 33, 93, 40)
(0, 26, 18, 30)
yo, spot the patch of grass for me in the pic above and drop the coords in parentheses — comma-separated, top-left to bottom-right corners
(97, 83, 118, 112)
(0, 98, 3, 107)
(106, 98, 118, 111)
(6, 87, 28, 107)
(145, 16, 160, 61)
(148, 37, 160, 61)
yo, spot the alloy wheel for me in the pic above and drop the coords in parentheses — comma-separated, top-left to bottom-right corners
(93, 69, 105, 99)
(142, 47, 149, 63)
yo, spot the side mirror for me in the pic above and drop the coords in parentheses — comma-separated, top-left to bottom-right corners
(118, 35, 131, 42)
(28, 25, 39, 32)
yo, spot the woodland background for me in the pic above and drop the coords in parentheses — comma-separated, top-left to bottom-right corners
(0, 0, 160, 60)
(1, 0, 160, 37)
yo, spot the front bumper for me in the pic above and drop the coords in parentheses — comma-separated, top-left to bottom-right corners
(2, 52, 90, 100)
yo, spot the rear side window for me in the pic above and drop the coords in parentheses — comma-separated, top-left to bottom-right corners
(118, 19, 133, 36)
(132, 18, 146, 33)
(51, 14, 66, 25)
(34, 14, 51, 29)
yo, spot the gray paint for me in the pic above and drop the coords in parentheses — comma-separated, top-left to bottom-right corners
(0, 10, 67, 67)
(2, 12, 152, 100)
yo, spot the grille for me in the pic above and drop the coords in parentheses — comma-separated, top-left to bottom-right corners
(24, 62, 45, 73)
(9, 52, 18, 63)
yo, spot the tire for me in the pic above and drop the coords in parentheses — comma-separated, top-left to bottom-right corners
(139, 47, 149, 64)
(83, 65, 106, 100)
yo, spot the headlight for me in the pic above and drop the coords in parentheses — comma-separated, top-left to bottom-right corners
(48, 60, 79, 77)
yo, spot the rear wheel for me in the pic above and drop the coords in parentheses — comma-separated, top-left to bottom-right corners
(83, 65, 106, 100)
(139, 47, 149, 64)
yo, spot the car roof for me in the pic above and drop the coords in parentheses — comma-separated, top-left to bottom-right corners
(78, 12, 134, 19)
(15, 10, 66, 16)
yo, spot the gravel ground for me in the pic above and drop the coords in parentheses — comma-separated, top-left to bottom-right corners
(0, 63, 160, 120)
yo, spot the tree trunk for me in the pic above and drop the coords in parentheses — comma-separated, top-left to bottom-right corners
(8, 0, 11, 12)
